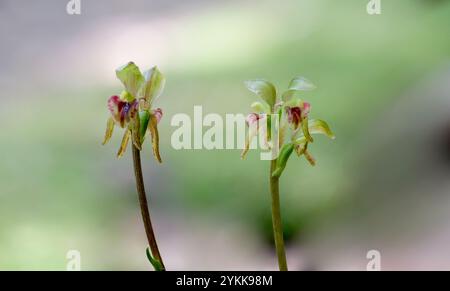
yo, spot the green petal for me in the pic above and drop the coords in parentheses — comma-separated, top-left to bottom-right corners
(283, 97, 302, 107)
(139, 110, 151, 143)
(241, 127, 258, 160)
(140, 66, 165, 104)
(102, 117, 115, 145)
(282, 77, 316, 101)
(294, 136, 307, 145)
(117, 130, 131, 158)
(289, 76, 316, 91)
(148, 115, 162, 163)
(116, 62, 144, 98)
(302, 118, 313, 143)
(308, 119, 335, 139)
(244, 79, 277, 108)
(131, 116, 141, 151)
(120, 90, 134, 102)
(251, 101, 270, 114)
(272, 143, 294, 178)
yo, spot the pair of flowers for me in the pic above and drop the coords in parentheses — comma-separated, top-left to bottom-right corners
(102, 62, 335, 271)
(104, 62, 334, 168)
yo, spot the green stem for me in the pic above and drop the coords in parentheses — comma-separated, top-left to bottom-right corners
(132, 144, 166, 271)
(269, 159, 288, 271)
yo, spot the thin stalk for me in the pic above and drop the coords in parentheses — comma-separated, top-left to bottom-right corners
(131, 144, 165, 271)
(269, 159, 288, 271)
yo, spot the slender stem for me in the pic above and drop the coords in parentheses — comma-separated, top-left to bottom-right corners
(131, 144, 165, 271)
(269, 159, 288, 271)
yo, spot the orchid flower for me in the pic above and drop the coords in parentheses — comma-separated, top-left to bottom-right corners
(242, 77, 335, 174)
(242, 76, 335, 271)
(102, 62, 165, 163)
(102, 62, 166, 271)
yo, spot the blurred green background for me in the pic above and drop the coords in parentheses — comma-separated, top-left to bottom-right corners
(1, 0, 450, 270)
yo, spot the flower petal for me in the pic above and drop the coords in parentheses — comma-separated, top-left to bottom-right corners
(251, 101, 270, 114)
(301, 102, 311, 119)
(140, 66, 165, 104)
(244, 79, 277, 108)
(302, 117, 314, 143)
(108, 95, 121, 121)
(294, 136, 307, 156)
(116, 62, 144, 98)
(132, 115, 142, 151)
(303, 149, 316, 166)
(102, 117, 115, 145)
(289, 77, 316, 91)
(246, 113, 260, 126)
(241, 116, 259, 159)
(117, 130, 131, 158)
(152, 108, 163, 123)
(139, 110, 151, 143)
(282, 77, 316, 101)
(148, 115, 162, 163)
(308, 119, 335, 139)
(120, 90, 134, 102)
(286, 106, 302, 129)
(241, 130, 257, 160)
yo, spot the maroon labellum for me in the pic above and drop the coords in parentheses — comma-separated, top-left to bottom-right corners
(285, 102, 310, 129)
(108, 95, 139, 128)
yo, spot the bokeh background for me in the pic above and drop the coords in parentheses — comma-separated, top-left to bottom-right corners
(1, 0, 450, 270)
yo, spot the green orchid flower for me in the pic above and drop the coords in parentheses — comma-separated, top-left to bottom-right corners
(102, 62, 165, 163)
(242, 76, 335, 271)
(102, 62, 167, 271)
(243, 76, 335, 175)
